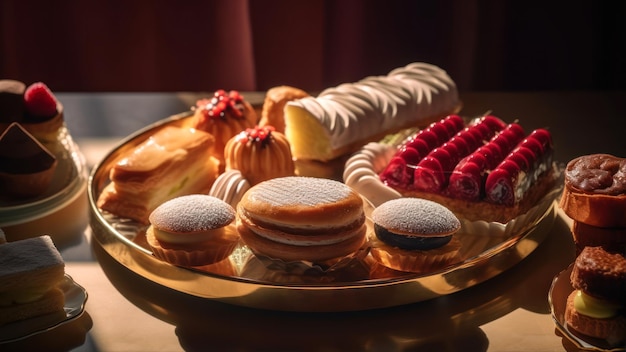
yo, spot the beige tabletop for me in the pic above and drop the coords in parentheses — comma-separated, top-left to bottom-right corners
(3, 91, 625, 351)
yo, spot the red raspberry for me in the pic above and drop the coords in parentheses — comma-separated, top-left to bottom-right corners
(24, 82, 58, 117)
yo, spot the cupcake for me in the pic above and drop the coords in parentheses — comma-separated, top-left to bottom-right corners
(370, 198, 462, 273)
(224, 125, 295, 185)
(188, 90, 258, 163)
(146, 195, 240, 267)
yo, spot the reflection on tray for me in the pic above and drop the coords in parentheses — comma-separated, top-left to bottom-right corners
(93, 209, 576, 350)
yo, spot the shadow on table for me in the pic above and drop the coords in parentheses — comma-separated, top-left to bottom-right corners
(92, 213, 575, 352)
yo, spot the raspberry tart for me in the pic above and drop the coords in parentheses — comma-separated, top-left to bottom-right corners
(345, 114, 560, 224)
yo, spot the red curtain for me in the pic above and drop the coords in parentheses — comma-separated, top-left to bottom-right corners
(1, 0, 623, 92)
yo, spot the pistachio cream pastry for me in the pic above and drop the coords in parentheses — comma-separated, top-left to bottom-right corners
(564, 246, 626, 345)
(284, 62, 460, 161)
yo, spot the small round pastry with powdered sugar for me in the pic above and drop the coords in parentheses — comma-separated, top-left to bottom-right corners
(237, 176, 368, 264)
(370, 198, 462, 273)
(146, 194, 240, 267)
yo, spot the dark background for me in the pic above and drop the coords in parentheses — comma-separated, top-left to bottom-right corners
(2, 0, 624, 92)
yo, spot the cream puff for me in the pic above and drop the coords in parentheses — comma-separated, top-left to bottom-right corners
(146, 194, 240, 267)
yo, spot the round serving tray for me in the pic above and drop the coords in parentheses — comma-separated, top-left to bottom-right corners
(88, 113, 560, 312)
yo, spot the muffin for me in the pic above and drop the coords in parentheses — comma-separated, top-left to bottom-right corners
(370, 198, 462, 273)
(236, 176, 368, 264)
(224, 125, 295, 185)
(146, 195, 240, 267)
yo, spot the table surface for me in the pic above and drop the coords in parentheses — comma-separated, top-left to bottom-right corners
(3, 91, 626, 351)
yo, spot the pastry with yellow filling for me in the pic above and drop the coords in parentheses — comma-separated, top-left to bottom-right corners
(0, 235, 66, 325)
(565, 246, 626, 345)
(97, 126, 219, 224)
(146, 195, 240, 267)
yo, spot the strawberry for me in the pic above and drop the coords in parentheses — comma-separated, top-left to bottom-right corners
(24, 82, 58, 117)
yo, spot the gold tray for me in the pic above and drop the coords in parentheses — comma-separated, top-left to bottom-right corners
(88, 113, 560, 312)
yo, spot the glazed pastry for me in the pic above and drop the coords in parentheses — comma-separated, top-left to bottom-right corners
(97, 126, 220, 224)
(237, 176, 367, 263)
(146, 195, 240, 267)
(0, 235, 66, 325)
(565, 246, 626, 344)
(258, 85, 309, 133)
(571, 221, 626, 254)
(224, 125, 295, 185)
(560, 154, 626, 228)
(186, 89, 258, 163)
(0, 123, 58, 199)
(376, 115, 558, 223)
(370, 198, 462, 273)
(284, 62, 460, 161)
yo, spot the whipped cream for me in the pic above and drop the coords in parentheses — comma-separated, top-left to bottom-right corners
(285, 62, 459, 157)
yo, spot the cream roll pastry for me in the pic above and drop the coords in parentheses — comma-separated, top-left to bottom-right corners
(237, 176, 367, 263)
(284, 62, 460, 161)
(146, 195, 240, 267)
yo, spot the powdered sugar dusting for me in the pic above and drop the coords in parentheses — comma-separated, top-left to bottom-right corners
(251, 176, 353, 206)
(149, 194, 235, 232)
(372, 198, 460, 235)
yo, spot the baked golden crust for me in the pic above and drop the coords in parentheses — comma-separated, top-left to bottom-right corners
(238, 177, 364, 228)
(559, 154, 626, 227)
(369, 236, 461, 273)
(396, 166, 559, 224)
(565, 291, 626, 342)
(571, 221, 626, 253)
(259, 85, 309, 134)
(145, 225, 239, 267)
(237, 223, 366, 263)
(97, 126, 219, 224)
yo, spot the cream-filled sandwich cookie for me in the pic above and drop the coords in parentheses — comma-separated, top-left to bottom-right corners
(237, 176, 367, 263)
(370, 198, 462, 273)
